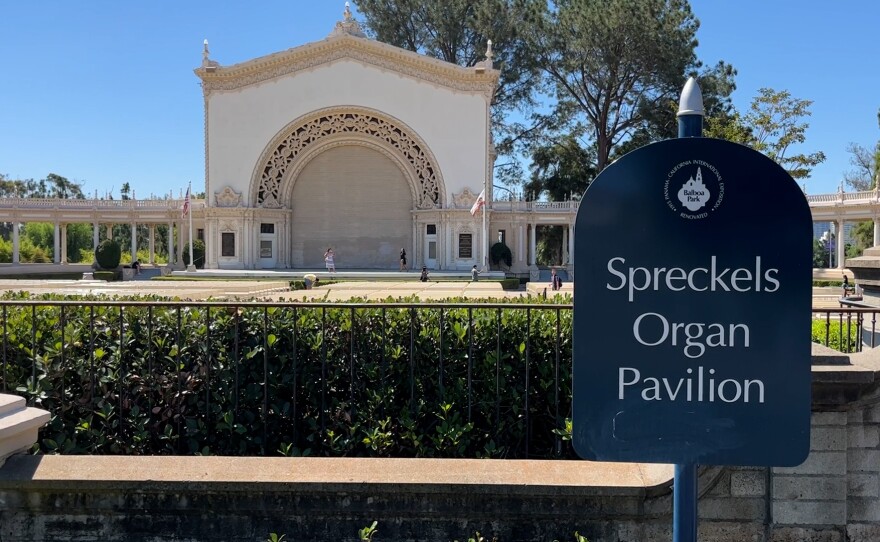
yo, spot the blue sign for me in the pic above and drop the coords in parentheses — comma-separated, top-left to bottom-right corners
(573, 137, 812, 466)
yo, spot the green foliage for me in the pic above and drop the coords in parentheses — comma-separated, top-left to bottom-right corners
(490, 242, 513, 268)
(812, 318, 861, 353)
(812, 280, 844, 288)
(182, 239, 206, 268)
(95, 239, 122, 270)
(525, 134, 595, 200)
(267, 534, 286, 542)
(534, 0, 701, 171)
(706, 88, 825, 180)
(0, 296, 575, 459)
(358, 521, 378, 541)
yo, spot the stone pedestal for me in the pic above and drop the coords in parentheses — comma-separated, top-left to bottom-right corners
(846, 246, 880, 305)
(0, 394, 50, 468)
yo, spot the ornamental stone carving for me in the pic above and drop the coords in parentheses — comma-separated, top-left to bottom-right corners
(452, 188, 481, 209)
(214, 186, 242, 208)
(255, 109, 443, 210)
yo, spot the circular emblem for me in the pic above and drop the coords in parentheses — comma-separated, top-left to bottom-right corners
(663, 160, 724, 220)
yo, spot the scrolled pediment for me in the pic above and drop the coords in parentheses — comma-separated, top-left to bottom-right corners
(214, 186, 242, 208)
(452, 188, 481, 209)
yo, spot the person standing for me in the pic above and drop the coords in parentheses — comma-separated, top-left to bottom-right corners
(419, 266, 429, 282)
(324, 248, 336, 273)
(471, 265, 479, 281)
(399, 248, 407, 271)
(550, 269, 562, 291)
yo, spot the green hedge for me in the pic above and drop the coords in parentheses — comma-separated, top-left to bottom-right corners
(0, 295, 573, 459)
(811, 318, 861, 353)
(500, 278, 520, 290)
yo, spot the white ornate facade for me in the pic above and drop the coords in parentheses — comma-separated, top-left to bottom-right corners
(195, 10, 510, 271)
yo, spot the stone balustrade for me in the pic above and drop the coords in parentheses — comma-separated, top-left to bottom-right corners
(0, 394, 49, 468)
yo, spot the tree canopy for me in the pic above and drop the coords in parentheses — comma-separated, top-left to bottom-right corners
(705, 88, 826, 180)
(843, 108, 880, 191)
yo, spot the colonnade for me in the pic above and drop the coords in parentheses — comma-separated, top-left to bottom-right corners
(5, 219, 188, 267)
(524, 222, 575, 267)
(813, 217, 880, 269)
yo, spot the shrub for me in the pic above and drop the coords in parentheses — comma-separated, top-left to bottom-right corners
(490, 242, 513, 268)
(811, 318, 861, 353)
(0, 295, 575, 459)
(95, 239, 122, 270)
(182, 239, 206, 268)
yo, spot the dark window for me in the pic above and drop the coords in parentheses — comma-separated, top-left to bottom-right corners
(197, 228, 205, 242)
(221, 232, 235, 257)
(260, 223, 275, 234)
(458, 233, 473, 259)
(426, 224, 437, 235)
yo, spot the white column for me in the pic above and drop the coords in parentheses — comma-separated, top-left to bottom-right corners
(12, 223, 20, 265)
(836, 219, 846, 269)
(92, 222, 99, 250)
(53, 221, 60, 264)
(106, 225, 113, 240)
(149, 225, 156, 264)
(130, 222, 137, 262)
(568, 224, 575, 264)
(60, 224, 68, 265)
(528, 224, 537, 266)
(167, 222, 175, 265)
(562, 226, 569, 263)
(177, 222, 185, 268)
(518, 225, 524, 263)
(874, 217, 879, 247)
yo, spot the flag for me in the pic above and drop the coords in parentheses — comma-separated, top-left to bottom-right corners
(182, 186, 191, 218)
(470, 189, 485, 216)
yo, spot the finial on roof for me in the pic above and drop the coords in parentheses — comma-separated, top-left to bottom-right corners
(329, 2, 366, 38)
(201, 38, 220, 70)
(474, 39, 495, 72)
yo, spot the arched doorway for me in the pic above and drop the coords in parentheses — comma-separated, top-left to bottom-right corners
(289, 145, 413, 268)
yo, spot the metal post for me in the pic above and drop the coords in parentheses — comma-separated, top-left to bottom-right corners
(673, 76, 704, 542)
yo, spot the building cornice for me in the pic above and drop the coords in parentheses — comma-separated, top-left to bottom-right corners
(194, 34, 500, 96)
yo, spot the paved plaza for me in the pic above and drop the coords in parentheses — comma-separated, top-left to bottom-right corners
(0, 277, 573, 302)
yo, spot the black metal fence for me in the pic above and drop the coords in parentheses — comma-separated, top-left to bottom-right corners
(0, 300, 574, 459)
(0, 299, 873, 458)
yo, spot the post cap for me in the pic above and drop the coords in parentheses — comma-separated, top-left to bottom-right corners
(677, 77, 705, 117)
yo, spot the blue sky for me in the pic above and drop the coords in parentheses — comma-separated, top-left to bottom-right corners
(1, 1, 877, 198)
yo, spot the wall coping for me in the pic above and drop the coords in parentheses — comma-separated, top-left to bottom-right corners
(0, 455, 674, 498)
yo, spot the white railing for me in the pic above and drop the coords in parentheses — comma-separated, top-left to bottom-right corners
(0, 198, 205, 210)
(806, 190, 879, 206)
(491, 200, 579, 212)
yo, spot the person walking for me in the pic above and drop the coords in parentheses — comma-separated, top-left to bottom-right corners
(399, 248, 407, 271)
(471, 265, 479, 281)
(324, 248, 336, 273)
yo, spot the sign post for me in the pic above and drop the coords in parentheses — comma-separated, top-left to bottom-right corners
(572, 78, 812, 541)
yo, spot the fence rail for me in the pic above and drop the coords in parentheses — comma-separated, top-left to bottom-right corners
(0, 300, 573, 459)
(0, 300, 873, 459)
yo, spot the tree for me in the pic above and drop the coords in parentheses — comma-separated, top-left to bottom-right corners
(354, 0, 545, 182)
(843, 108, 880, 191)
(524, 133, 595, 200)
(531, 0, 701, 172)
(707, 88, 825, 180)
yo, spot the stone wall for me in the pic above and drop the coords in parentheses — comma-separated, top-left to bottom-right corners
(0, 345, 877, 542)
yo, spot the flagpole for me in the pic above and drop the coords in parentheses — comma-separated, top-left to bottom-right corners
(186, 181, 196, 272)
(482, 183, 488, 272)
